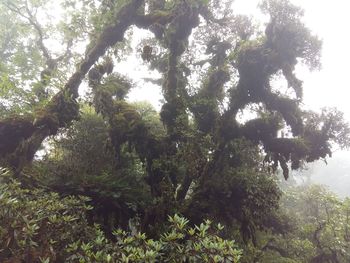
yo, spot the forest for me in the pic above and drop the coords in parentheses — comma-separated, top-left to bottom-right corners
(1, 0, 350, 262)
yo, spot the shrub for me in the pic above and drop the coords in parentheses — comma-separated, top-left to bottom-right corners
(0, 168, 241, 262)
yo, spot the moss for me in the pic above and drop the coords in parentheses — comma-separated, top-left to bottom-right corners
(241, 117, 281, 142)
(265, 138, 309, 157)
(0, 116, 35, 158)
(34, 92, 79, 135)
(191, 97, 219, 133)
(266, 95, 303, 136)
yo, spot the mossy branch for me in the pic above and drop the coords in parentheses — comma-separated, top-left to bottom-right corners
(0, 0, 145, 172)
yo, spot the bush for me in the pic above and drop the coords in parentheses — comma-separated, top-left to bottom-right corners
(0, 168, 95, 262)
(0, 169, 241, 262)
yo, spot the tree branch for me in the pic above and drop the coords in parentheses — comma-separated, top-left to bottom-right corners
(0, 0, 145, 172)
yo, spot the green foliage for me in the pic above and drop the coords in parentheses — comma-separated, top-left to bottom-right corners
(0, 168, 96, 261)
(0, 0, 350, 262)
(0, 168, 242, 262)
(281, 185, 350, 262)
(32, 105, 152, 231)
(187, 165, 281, 243)
(242, 184, 350, 263)
(67, 214, 242, 263)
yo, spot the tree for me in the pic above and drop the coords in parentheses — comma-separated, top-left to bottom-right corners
(0, 0, 349, 256)
(246, 185, 350, 263)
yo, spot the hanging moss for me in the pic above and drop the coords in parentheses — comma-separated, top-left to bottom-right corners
(304, 130, 332, 162)
(266, 94, 303, 135)
(241, 116, 281, 142)
(264, 138, 309, 158)
(160, 1, 200, 136)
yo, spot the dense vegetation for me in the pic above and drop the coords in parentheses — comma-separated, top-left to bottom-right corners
(1, 0, 350, 262)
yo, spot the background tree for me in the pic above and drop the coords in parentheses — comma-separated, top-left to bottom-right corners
(243, 184, 350, 263)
